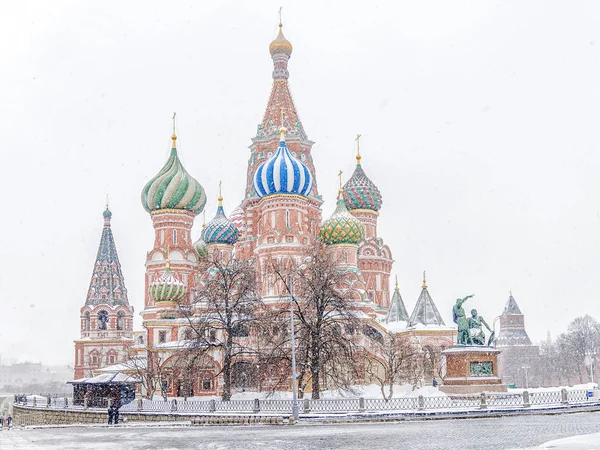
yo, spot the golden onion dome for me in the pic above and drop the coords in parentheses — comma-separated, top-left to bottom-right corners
(269, 24, 293, 56)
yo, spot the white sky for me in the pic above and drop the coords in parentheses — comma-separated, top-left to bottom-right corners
(1, 1, 599, 366)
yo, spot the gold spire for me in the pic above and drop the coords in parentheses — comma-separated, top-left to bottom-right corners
(395, 274, 399, 290)
(337, 170, 344, 199)
(279, 107, 287, 141)
(171, 112, 177, 148)
(218, 181, 223, 207)
(269, 12, 293, 56)
(422, 271, 427, 289)
(355, 134, 362, 165)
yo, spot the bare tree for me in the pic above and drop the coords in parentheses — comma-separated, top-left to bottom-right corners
(180, 252, 261, 401)
(269, 241, 361, 399)
(124, 347, 171, 400)
(364, 333, 420, 400)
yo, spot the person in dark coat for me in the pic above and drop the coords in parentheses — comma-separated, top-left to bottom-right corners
(113, 405, 120, 425)
(107, 405, 114, 425)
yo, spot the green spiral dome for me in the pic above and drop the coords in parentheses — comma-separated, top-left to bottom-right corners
(141, 135, 207, 215)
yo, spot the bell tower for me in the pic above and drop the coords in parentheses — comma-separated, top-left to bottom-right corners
(73, 207, 134, 379)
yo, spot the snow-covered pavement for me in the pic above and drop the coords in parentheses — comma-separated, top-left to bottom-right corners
(2, 412, 600, 449)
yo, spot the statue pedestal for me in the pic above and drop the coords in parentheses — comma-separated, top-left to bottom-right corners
(440, 346, 507, 394)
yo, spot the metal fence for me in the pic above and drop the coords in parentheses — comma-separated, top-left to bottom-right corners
(15, 388, 598, 415)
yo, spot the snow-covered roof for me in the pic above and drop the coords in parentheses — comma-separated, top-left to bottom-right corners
(381, 320, 408, 334)
(69, 371, 139, 384)
(407, 283, 445, 328)
(502, 293, 523, 315)
(386, 282, 409, 323)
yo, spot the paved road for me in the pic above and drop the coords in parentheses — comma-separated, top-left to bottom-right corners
(2, 412, 600, 449)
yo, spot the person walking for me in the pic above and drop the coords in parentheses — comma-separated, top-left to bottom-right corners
(113, 405, 120, 425)
(107, 405, 114, 425)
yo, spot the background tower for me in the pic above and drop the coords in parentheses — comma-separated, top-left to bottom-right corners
(73, 207, 134, 379)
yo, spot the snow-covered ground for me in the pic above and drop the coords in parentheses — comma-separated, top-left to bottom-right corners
(518, 432, 600, 449)
(4, 412, 600, 449)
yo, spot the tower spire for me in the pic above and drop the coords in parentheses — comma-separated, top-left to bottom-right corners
(422, 270, 427, 288)
(218, 181, 223, 207)
(355, 134, 362, 165)
(103, 195, 112, 226)
(395, 274, 399, 290)
(338, 170, 344, 199)
(279, 107, 287, 141)
(171, 112, 177, 148)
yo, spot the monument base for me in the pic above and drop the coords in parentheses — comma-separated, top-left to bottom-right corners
(440, 346, 507, 394)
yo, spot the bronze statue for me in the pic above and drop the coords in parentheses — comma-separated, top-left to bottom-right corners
(468, 309, 492, 346)
(452, 295, 474, 345)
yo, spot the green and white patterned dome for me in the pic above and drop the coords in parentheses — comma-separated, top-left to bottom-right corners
(194, 221, 208, 260)
(319, 190, 365, 245)
(149, 261, 187, 302)
(141, 134, 207, 215)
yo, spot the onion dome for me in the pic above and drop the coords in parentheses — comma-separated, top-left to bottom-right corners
(319, 187, 365, 246)
(229, 204, 244, 231)
(343, 139, 382, 212)
(253, 127, 312, 198)
(269, 24, 293, 56)
(193, 212, 208, 259)
(141, 133, 207, 215)
(103, 207, 112, 219)
(201, 186, 239, 246)
(149, 260, 186, 302)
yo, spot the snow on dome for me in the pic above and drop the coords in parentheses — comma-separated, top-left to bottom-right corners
(253, 127, 312, 198)
(319, 192, 364, 246)
(141, 134, 207, 215)
(229, 204, 244, 231)
(149, 262, 186, 302)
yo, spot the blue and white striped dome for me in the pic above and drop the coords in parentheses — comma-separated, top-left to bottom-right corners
(253, 128, 313, 198)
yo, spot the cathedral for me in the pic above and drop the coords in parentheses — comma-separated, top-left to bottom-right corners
(73, 22, 454, 394)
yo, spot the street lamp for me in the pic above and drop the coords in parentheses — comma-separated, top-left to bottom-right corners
(289, 273, 299, 421)
(522, 365, 530, 389)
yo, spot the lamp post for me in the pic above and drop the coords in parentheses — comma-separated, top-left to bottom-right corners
(522, 365, 530, 389)
(289, 273, 299, 421)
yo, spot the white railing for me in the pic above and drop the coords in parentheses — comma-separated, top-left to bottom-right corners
(14, 388, 598, 415)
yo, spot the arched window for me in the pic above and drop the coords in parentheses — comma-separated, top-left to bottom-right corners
(138, 335, 145, 345)
(232, 324, 250, 337)
(84, 312, 90, 331)
(116, 311, 125, 330)
(98, 310, 109, 330)
(173, 229, 177, 244)
(286, 210, 290, 228)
